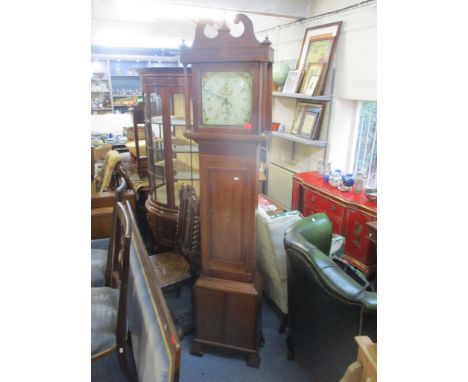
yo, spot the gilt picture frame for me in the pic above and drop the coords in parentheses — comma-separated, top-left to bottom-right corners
(296, 22, 342, 96)
(290, 103, 307, 135)
(293, 102, 326, 140)
(300, 63, 324, 95)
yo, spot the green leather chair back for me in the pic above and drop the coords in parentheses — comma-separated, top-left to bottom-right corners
(287, 213, 332, 256)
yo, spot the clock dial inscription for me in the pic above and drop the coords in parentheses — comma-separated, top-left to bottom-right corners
(201, 71, 252, 126)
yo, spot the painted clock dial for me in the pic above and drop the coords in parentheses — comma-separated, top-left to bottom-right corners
(201, 71, 252, 126)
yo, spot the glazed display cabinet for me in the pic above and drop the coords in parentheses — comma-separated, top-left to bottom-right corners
(137, 67, 198, 251)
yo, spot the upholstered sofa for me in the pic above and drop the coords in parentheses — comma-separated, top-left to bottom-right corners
(283, 213, 377, 382)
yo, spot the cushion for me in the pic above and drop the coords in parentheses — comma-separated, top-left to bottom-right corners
(91, 238, 110, 251)
(92, 249, 108, 287)
(91, 287, 119, 357)
(149, 252, 190, 288)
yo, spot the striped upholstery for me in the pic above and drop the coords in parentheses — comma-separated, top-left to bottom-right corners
(91, 239, 110, 287)
(91, 287, 119, 357)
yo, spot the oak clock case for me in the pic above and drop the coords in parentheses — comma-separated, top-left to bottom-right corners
(136, 67, 199, 251)
(180, 14, 273, 368)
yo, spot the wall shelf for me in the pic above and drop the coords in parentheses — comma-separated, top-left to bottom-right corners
(270, 131, 328, 147)
(269, 160, 303, 173)
(272, 92, 332, 102)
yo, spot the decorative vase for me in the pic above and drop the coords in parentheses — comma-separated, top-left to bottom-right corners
(329, 171, 343, 188)
(342, 173, 355, 187)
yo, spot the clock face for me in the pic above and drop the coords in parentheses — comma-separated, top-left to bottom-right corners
(201, 71, 252, 126)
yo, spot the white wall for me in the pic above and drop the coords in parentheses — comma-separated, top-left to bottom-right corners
(257, 0, 376, 170)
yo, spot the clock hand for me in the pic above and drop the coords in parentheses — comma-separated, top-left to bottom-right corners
(206, 89, 226, 100)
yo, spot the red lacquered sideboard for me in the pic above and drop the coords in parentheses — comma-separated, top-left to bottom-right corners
(292, 171, 377, 275)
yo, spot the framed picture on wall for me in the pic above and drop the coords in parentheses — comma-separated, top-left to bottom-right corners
(300, 63, 324, 95)
(282, 70, 303, 94)
(296, 22, 342, 96)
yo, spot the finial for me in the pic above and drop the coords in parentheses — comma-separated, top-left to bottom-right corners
(262, 36, 271, 45)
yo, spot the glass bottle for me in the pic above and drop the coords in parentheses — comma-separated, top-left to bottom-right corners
(317, 159, 325, 176)
(354, 171, 366, 193)
(323, 162, 332, 182)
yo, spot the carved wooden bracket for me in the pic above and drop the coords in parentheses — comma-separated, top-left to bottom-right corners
(191, 13, 270, 49)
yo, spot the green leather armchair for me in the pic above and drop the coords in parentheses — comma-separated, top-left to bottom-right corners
(283, 213, 377, 382)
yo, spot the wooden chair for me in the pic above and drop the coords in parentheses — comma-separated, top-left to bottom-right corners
(92, 200, 182, 381)
(91, 175, 127, 287)
(149, 184, 201, 294)
(91, 201, 136, 381)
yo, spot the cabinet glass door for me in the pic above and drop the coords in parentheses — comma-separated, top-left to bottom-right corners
(144, 89, 199, 208)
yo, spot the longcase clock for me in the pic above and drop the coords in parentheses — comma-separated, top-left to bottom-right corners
(180, 14, 273, 367)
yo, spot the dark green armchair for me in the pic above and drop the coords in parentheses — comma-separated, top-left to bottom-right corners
(283, 213, 377, 382)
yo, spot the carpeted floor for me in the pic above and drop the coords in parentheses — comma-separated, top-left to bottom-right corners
(179, 296, 310, 382)
(92, 292, 311, 382)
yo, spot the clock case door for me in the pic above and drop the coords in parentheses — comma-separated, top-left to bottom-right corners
(193, 62, 260, 134)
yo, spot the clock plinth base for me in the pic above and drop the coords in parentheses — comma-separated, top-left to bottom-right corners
(191, 273, 263, 368)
